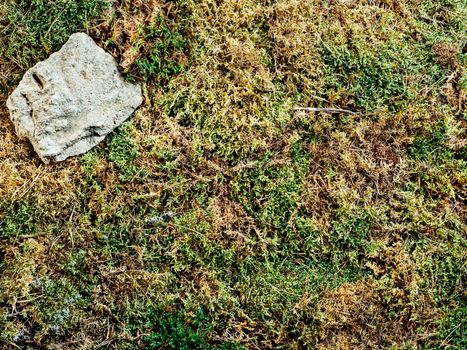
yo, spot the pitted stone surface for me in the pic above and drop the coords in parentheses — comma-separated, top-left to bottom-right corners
(6, 32, 143, 163)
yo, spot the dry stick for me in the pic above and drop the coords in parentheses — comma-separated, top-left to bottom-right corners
(294, 107, 357, 115)
(10, 165, 44, 201)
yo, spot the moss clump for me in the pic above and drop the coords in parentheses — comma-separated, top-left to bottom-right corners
(0, 0, 110, 91)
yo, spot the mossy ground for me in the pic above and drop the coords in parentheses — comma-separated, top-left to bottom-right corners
(0, 0, 466, 349)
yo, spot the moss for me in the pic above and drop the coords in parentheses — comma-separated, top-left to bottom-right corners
(0, 0, 110, 90)
(321, 45, 409, 112)
(430, 301, 467, 349)
(106, 122, 148, 182)
(1, 0, 466, 348)
(0, 199, 42, 240)
(144, 306, 245, 350)
(134, 14, 189, 83)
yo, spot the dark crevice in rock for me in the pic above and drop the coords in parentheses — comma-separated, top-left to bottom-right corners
(20, 92, 36, 134)
(32, 73, 46, 90)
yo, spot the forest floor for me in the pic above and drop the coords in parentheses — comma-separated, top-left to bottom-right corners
(0, 1, 466, 349)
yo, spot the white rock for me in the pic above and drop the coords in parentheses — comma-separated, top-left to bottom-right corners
(6, 32, 143, 163)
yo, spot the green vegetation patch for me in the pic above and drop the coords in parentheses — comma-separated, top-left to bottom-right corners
(0, 0, 110, 90)
(135, 15, 189, 83)
(144, 306, 245, 350)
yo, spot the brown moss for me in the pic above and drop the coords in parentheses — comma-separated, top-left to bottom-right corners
(432, 42, 460, 68)
(268, 0, 325, 98)
(317, 273, 438, 349)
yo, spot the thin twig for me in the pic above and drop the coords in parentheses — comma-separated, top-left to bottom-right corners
(11, 165, 44, 201)
(294, 107, 357, 115)
(441, 321, 464, 347)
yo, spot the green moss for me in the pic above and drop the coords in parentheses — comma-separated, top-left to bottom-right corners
(61, 249, 88, 277)
(144, 306, 244, 350)
(427, 301, 467, 349)
(0, 199, 42, 239)
(106, 122, 147, 182)
(321, 46, 409, 112)
(408, 119, 466, 163)
(232, 158, 301, 234)
(328, 211, 372, 268)
(0, 0, 110, 89)
(8, 276, 90, 343)
(135, 15, 188, 83)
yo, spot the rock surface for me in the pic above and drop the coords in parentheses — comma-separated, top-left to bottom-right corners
(6, 32, 143, 163)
